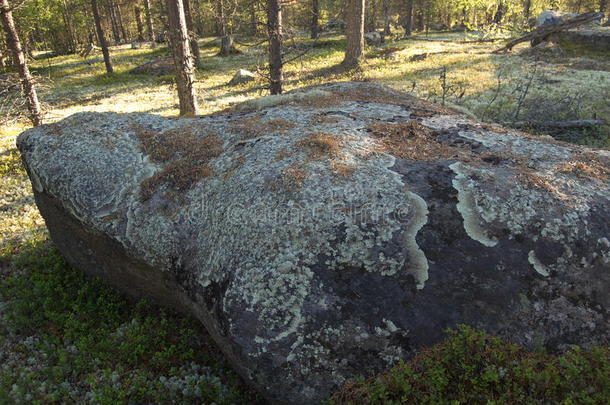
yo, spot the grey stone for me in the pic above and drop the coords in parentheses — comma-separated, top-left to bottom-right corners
(364, 31, 383, 46)
(227, 69, 256, 86)
(536, 10, 578, 27)
(18, 82, 610, 405)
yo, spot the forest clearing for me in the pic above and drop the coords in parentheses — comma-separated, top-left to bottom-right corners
(1, 0, 609, 404)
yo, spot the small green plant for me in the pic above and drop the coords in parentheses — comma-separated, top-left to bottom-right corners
(331, 325, 610, 405)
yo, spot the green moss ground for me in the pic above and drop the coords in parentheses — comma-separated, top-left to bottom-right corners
(1, 33, 608, 403)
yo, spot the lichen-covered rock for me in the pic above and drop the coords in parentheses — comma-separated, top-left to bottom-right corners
(17, 82, 610, 404)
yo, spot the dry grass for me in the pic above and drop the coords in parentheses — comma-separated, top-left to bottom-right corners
(133, 124, 223, 200)
(367, 120, 457, 161)
(296, 132, 343, 159)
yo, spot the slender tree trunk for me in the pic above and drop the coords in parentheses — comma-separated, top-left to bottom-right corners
(266, 0, 282, 94)
(311, 0, 320, 39)
(0, 0, 43, 126)
(250, 0, 258, 35)
(404, 0, 414, 36)
(342, 0, 365, 69)
(90, 0, 113, 73)
(107, 1, 121, 43)
(183, 0, 200, 64)
(115, 1, 128, 42)
(135, 6, 145, 41)
(62, 0, 77, 53)
(144, 0, 156, 42)
(493, 1, 505, 24)
(216, 0, 234, 55)
(600, 0, 607, 13)
(165, 0, 198, 116)
(382, 0, 391, 35)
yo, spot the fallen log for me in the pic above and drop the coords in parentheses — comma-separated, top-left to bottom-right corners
(404, 35, 505, 44)
(512, 119, 608, 129)
(493, 12, 604, 54)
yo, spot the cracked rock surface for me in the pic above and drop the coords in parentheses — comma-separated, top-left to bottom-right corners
(17, 82, 610, 404)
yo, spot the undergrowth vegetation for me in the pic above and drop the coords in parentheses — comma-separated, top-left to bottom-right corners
(0, 32, 608, 404)
(331, 326, 610, 405)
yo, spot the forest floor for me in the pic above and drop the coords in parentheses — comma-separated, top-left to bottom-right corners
(1, 32, 609, 403)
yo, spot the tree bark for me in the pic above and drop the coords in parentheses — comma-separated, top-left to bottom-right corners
(135, 6, 145, 42)
(0, 0, 43, 126)
(165, 0, 198, 116)
(382, 0, 391, 36)
(91, 0, 114, 73)
(523, 0, 532, 21)
(342, 0, 365, 69)
(114, 1, 128, 42)
(266, 0, 283, 94)
(144, 0, 156, 42)
(62, 0, 77, 53)
(600, 0, 607, 13)
(311, 0, 320, 39)
(183, 0, 200, 64)
(107, 0, 121, 43)
(404, 0, 414, 36)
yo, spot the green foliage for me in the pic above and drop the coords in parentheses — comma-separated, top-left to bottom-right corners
(0, 241, 262, 404)
(331, 325, 610, 405)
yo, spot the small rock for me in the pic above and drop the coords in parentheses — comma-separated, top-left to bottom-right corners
(364, 31, 383, 46)
(227, 69, 256, 86)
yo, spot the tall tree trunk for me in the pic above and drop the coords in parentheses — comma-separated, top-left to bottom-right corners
(62, 0, 77, 53)
(144, 0, 156, 42)
(342, 0, 365, 69)
(250, 0, 258, 35)
(216, 0, 234, 55)
(493, 1, 505, 24)
(135, 6, 145, 41)
(382, 0, 391, 35)
(183, 0, 200, 64)
(0, 0, 43, 126)
(90, 0, 113, 73)
(404, 0, 414, 36)
(600, 0, 607, 13)
(266, 0, 282, 94)
(114, 1, 128, 42)
(107, 1, 121, 43)
(311, 0, 320, 39)
(165, 0, 198, 116)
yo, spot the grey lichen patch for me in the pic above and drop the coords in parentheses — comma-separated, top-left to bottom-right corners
(449, 162, 499, 247)
(404, 192, 430, 289)
(528, 250, 550, 277)
(231, 89, 333, 112)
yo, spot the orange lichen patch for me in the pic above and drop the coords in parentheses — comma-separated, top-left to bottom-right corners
(272, 163, 309, 192)
(367, 120, 458, 161)
(296, 132, 343, 159)
(265, 118, 296, 133)
(556, 158, 609, 180)
(131, 123, 223, 201)
(516, 170, 567, 199)
(313, 114, 342, 124)
(274, 149, 291, 162)
(330, 161, 356, 178)
(230, 116, 265, 139)
(223, 156, 246, 179)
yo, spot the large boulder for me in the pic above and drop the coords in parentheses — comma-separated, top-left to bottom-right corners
(536, 10, 578, 27)
(18, 82, 610, 404)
